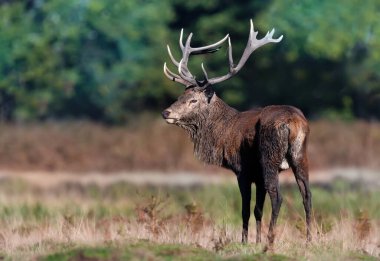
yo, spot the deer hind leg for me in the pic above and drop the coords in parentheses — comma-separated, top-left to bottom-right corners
(262, 166, 282, 252)
(289, 133, 312, 242)
(260, 124, 288, 251)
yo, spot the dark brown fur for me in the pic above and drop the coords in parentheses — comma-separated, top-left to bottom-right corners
(163, 88, 312, 248)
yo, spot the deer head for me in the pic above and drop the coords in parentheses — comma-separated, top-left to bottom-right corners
(162, 19, 283, 125)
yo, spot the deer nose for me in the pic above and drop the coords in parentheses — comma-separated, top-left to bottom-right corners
(162, 110, 171, 119)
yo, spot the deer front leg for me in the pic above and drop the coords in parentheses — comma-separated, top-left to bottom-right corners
(238, 176, 252, 244)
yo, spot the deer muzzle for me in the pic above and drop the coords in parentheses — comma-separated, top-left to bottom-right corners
(162, 109, 177, 124)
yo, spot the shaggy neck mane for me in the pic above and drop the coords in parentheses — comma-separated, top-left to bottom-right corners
(180, 95, 239, 166)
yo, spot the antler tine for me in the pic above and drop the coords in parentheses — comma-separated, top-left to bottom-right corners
(208, 19, 283, 85)
(178, 58, 196, 84)
(179, 29, 184, 50)
(163, 63, 193, 86)
(164, 62, 180, 80)
(167, 45, 179, 66)
(237, 19, 283, 71)
(185, 32, 193, 49)
(248, 19, 283, 51)
(227, 36, 234, 72)
(178, 33, 198, 84)
(201, 63, 209, 81)
(191, 34, 229, 53)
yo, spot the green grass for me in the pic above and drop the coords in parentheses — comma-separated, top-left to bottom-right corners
(40, 241, 293, 261)
(39, 241, 379, 261)
(1, 178, 379, 224)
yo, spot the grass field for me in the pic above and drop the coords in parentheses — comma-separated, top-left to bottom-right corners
(0, 172, 379, 260)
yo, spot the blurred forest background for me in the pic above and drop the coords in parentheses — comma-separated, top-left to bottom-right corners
(0, 0, 379, 171)
(1, 2, 380, 259)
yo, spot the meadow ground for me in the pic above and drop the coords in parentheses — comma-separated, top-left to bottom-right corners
(0, 170, 379, 260)
(1, 115, 380, 261)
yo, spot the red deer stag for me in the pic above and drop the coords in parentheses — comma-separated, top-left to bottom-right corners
(162, 20, 311, 249)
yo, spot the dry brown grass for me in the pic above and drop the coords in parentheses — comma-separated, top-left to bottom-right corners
(0, 118, 205, 172)
(1, 204, 379, 259)
(309, 120, 380, 169)
(0, 118, 380, 172)
(0, 174, 378, 259)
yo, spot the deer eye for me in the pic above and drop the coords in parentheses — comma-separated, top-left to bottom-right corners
(189, 99, 198, 104)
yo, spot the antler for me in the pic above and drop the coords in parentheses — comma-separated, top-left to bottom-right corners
(164, 29, 229, 87)
(206, 19, 283, 85)
(163, 19, 283, 87)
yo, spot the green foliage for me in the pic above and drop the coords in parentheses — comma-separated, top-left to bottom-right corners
(0, 0, 173, 122)
(165, 0, 380, 119)
(320, 96, 354, 121)
(257, 0, 380, 118)
(257, 0, 380, 61)
(0, 0, 379, 122)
